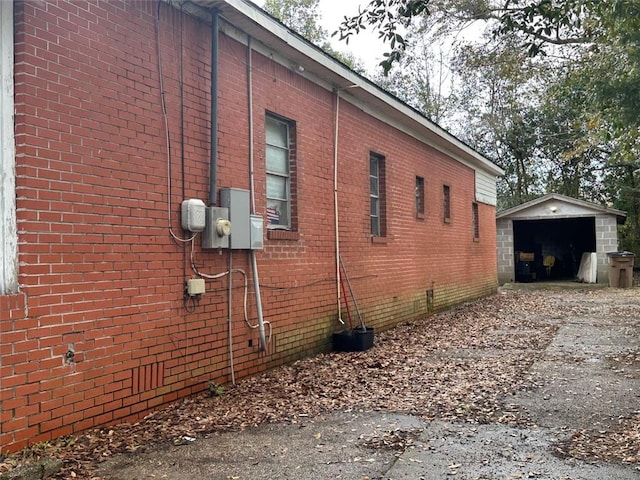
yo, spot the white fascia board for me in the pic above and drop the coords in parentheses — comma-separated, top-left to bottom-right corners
(221, 0, 360, 76)
(497, 193, 627, 220)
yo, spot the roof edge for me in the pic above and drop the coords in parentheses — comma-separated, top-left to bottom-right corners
(180, 0, 504, 177)
(497, 193, 627, 221)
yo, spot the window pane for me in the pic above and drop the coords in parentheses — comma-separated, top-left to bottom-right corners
(416, 176, 424, 215)
(371, 216, 379, 236)
(370, 153, 384, 237)
(266, 146, 288, 174)
(266, 175, 287, 199)
(265, 115, 293, 230)
(472, 203, 479, 238)
(443, 185, 451, 220)
(370, 176, 379, 196)
(370, 156, 378, 177)
(267, 199, 289, 227)
(266, 119, 287, 148)
(370, 197, 379, 216)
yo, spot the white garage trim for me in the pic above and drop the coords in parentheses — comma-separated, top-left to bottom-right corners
(1, 0, 18, 294)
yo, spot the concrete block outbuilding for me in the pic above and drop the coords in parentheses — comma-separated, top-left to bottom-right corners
(497, 194, 626, 284)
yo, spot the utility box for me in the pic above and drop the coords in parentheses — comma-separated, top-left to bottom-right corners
(186, 278, 206, 296)
(607, 251, 635, 288)
(220, 188, 250, 249)
(250, 214, 264, 250)
(181, 199, 207, 232)
(202, 206, 230, 249)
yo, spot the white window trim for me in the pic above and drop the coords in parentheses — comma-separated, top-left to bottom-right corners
(1, 0, 18, 294)
(370, 153, 381, 236)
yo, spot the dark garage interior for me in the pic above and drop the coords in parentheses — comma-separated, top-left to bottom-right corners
(513, 217, 596, 282)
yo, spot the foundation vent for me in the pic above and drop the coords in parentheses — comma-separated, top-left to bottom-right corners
(132, 361, 165, 394)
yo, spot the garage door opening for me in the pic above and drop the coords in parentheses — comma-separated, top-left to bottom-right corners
(513, 217, 596, 282)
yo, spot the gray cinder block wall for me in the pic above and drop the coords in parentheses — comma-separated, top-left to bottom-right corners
(497, 218, 514, 285)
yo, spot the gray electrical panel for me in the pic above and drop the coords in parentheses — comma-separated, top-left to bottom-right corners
(220, 188, 250, 249)
(250, 215, 264, 250)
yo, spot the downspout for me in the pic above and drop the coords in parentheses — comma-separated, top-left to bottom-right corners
(247, 37, 268, 351)
(209, 9, 219, 206)
(209, 9, 242, 373)
(334, 91, 343, 325)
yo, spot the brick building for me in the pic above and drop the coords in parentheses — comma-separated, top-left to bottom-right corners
(0, 0, 503, 451)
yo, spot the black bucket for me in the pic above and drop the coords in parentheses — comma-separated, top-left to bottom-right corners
(333, 327, 374, 352)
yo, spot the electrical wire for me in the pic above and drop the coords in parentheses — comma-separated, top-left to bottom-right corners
(155, 5, 272, 364)
(189, 238, 272, 343)
(155, 1, 197, 245)
(179, 2, 189, 278)
(183, 295, 197, 313)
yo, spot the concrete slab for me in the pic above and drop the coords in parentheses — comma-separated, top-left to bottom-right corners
(383, 421, 638, 480)
(94, 289, 640, 480)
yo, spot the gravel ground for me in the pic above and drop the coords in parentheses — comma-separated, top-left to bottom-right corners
(1, 285, 639, 479)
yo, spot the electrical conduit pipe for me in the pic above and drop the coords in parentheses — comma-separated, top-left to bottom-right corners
(247, 37, 268, 351)
(334, 91, 343, 325)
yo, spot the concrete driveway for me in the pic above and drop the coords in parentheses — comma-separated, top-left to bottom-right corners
(92, 286, 639, 479)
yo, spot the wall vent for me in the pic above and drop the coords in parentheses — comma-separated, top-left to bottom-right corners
(132, 361, 165, 394)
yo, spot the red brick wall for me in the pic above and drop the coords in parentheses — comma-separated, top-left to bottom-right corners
(1, 0, 498, 451)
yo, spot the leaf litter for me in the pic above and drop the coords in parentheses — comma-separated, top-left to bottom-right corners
(1, 289, 639, 478)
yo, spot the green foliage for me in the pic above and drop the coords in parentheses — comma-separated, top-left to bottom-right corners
(263, 0, 366, 73)
(494, 0, 602, 55)
(208, 381, 225, 397)
(372, 27, 455, 123)
(450, 39, 546, 207)
(336, 0, 606, 73)
(336, 0, 640, 250)
(264, 0, 326, 44)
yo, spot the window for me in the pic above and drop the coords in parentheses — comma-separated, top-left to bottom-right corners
(265, 115, 294, 230)
(415, 176, 425, 218)
(472, 202, 479, 240)
(370, 153, 386, 237)
(443, 184, 451, 222)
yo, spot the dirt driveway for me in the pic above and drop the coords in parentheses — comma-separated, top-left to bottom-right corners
(2, 286, 639, 479)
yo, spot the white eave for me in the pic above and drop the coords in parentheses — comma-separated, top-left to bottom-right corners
(497, 193, 627, 223)
(173, 0, 504, 177)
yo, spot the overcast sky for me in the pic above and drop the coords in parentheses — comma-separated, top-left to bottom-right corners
(317, 0, 386, 72)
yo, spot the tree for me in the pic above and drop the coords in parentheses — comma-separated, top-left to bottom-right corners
(335, 0, 604, 73)
(263, 0, 366, 72)
(372, 26, 455, 124)
(450, 37, 545, 208)
(264, 0, 326, 44)
(548, 2, 640, 250)
(336, 0, 640, 251)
